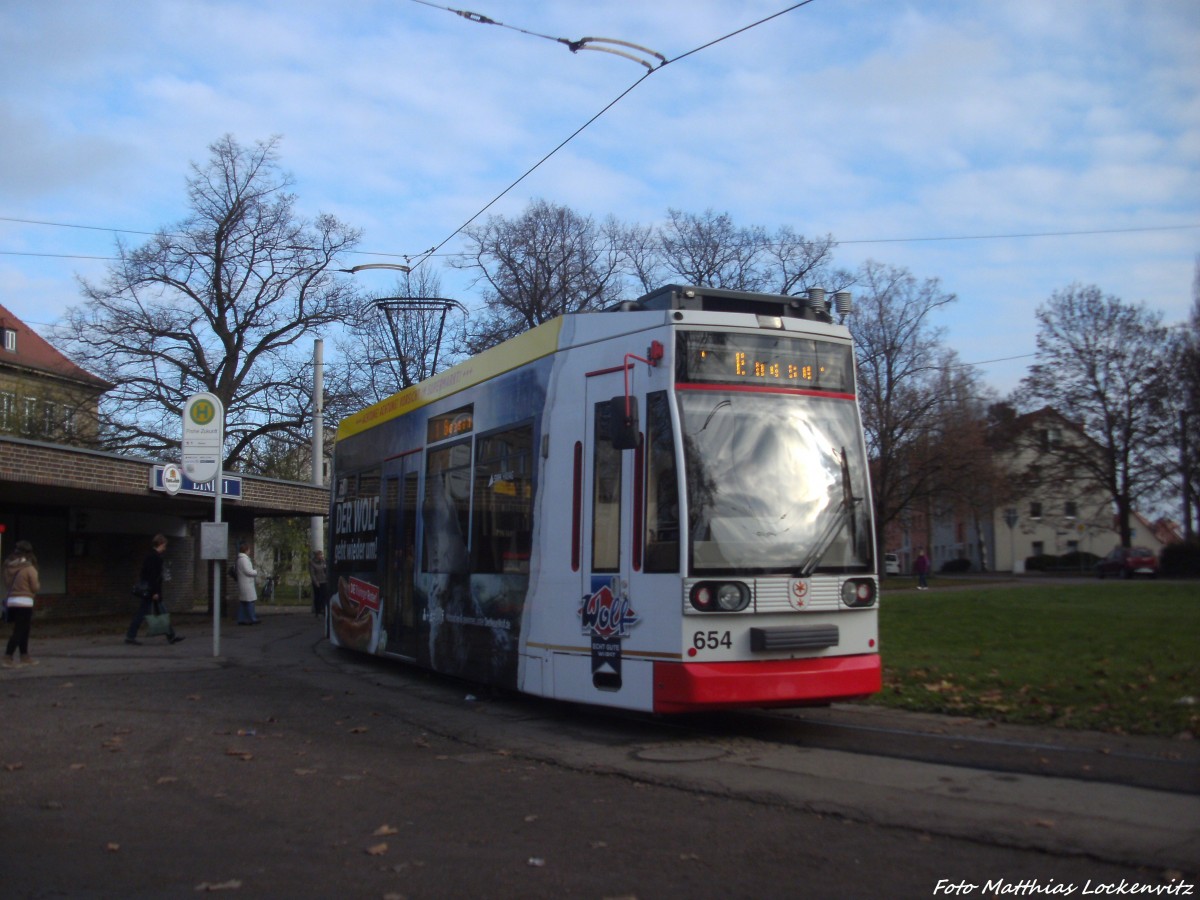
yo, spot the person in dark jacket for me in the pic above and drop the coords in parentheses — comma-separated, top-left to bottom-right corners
(308, 550, 328, 617)
(914, 548, 931, 591)
(125, 534, 184, 646)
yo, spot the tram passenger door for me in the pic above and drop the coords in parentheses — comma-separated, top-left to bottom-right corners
(581, 376, 639, 692)
(381, 460, 420, 659)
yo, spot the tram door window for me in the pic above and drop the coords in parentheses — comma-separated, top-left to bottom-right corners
(423, 439, 473, 575)
(643, 391, 680, 573)
(591, 401, 622, 572)
(471, 425, 534, 575)
(381, 462, 420, 658)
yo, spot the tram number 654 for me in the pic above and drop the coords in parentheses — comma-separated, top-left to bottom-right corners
(692, 630, 733, 651)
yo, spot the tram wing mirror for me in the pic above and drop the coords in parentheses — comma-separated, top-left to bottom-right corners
(609, 396, 641, 450)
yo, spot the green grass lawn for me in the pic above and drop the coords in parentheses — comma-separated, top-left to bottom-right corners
(870, 580, 1200, 737)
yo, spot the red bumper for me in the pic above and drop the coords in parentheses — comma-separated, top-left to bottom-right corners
(652, 654, 882, 714)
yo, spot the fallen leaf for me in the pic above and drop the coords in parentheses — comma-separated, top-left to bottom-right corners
(4, 762, 25, 772)
(366, 842, 388, 856)
(1031, 818, 1056, 829)
(195, 879, 243, 891)
(524, 815, 538, 823)
(106, 842, 120, 852)
(373, 825, 399, 836)
(224, 749, 253, 761)
(70, 763, 86, 771)
(293, 768, 317, 776)
(349, 726, 368, 734)
(156, 776, 178, 785)
(187, 694, 202, 701)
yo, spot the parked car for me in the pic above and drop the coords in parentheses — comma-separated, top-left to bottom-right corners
(1096, 546, 1158, 579)
(883, 553, 901, 576)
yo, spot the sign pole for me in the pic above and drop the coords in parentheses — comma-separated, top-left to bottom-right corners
(213, 465, 222, 657)
(182, 392, 226, 658)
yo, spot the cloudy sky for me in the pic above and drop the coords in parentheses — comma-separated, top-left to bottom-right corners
(2, 0, 1197, 394)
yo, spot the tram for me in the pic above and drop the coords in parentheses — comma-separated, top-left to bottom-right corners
(328, 285, 880, 713)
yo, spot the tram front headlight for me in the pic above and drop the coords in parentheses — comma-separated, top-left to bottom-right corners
(716, 582, 749, 611)
(840, 578, 877, 608)
(690, 581, 750, 613)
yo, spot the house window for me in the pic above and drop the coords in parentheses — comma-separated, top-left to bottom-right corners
(1064, 501, 1078, 519)
(0, 391, 13, 429)
(23, 396, 37, 431)
(1039, 428, 1062, 452)
(1031, 541, 1045, 557)
(1029, 501, 1043, 519)
(2, 328, 15, 352)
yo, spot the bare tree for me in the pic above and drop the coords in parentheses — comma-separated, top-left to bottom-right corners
(657, 208, 767, 290)
(451, 199, 625, 355)
(1185, 266, 1200, 537)
(1017, 283, 1173, 547)
(847, 260, 958, 557)
(760, 225, 842, 297)
(923, 360, 1006, 569)
(54, 135, 362, 470)
(651, 209, 843, 297)
(613, 220, 661, 295)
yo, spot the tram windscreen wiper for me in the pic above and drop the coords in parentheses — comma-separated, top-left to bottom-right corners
(797, 446, 861, 577)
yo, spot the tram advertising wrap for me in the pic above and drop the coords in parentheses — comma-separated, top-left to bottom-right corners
(328, 285, 881, 713)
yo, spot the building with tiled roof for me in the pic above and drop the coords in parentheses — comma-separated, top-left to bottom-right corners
(0, 302, 111, 445)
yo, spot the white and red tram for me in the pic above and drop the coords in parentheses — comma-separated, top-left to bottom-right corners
(328, 285, 880, 712)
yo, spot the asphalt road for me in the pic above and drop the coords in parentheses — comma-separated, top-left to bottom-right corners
(1, 609, 1196, 899)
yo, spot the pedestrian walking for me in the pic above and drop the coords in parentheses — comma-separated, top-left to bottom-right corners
(308, 549, 328, 617)
(914, 548, 931, 591)
(235, 540, 261, 625)
(126, 534, 184, 645)
(3, 540, 40, 666)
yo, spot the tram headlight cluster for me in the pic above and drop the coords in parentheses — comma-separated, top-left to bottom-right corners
(840, 578, 877, 608)
(690, 581, 750, 613)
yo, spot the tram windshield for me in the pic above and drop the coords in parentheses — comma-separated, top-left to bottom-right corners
(678, 390, 873, 574)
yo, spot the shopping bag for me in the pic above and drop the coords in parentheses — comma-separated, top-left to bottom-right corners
(145, 607, 172, 637)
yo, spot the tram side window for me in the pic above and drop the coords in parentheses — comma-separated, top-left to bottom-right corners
(592, 401, 622, 572)
(644, 391, 680, 572)
(423, 439, 473, 574)
(333, 468, 381, 568)
(472, 425, 534, 575)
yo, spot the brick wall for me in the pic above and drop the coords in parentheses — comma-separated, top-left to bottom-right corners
(2, 436, 329, 619)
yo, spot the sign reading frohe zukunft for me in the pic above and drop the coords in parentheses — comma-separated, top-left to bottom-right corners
(182, 392, 224, 484)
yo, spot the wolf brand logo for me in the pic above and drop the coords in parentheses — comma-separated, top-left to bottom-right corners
(580, 582, 638, 640)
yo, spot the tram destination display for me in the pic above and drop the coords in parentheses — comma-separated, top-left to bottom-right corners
(677, 331, 853, 393)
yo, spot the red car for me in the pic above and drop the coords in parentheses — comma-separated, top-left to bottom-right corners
(1096, 546, 1158, 579)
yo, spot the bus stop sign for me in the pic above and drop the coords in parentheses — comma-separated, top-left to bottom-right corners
(182, 392, 224, 484)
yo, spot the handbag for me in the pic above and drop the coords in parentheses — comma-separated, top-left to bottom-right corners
(145, 602, 171, 637)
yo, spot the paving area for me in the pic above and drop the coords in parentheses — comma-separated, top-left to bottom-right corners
(0, 608, 1194, 899)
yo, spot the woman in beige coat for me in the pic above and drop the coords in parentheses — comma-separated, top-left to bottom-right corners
(4, 540, 40, 666)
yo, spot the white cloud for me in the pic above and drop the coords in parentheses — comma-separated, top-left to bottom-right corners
(0, 0, 1195, 394)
